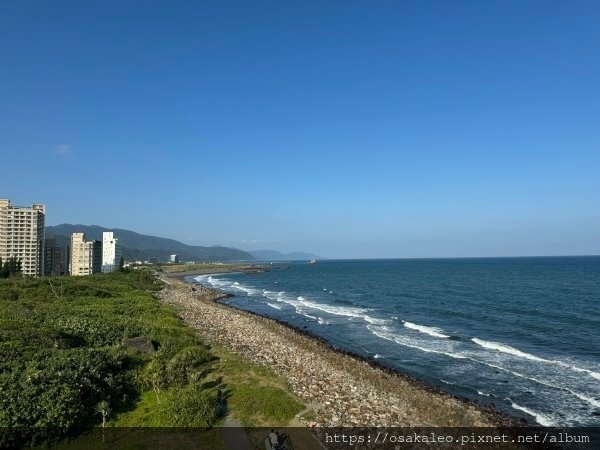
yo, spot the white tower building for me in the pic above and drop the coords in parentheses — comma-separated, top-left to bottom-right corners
(102, 231, 122, 273)
(0, 199, 45, 277)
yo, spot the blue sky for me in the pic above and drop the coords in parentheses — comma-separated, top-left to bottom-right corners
(1, 0, 599, 258)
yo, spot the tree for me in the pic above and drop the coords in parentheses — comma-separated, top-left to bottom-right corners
(1, 257, 21, 278)
(95, 400, 111, 428)
(96, 400, 111, 442)
(118, 256, 125, 272)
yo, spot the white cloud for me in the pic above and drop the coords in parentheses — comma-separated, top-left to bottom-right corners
(55, 144, 72, 156)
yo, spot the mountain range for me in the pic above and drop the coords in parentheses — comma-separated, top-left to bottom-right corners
(45, 224, 321, 262)
(45, 224, 253, 262)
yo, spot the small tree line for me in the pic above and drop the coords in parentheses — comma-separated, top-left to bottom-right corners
(0, 256, 22, 278)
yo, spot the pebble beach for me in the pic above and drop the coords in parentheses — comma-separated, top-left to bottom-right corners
(158, 272, 511, 428)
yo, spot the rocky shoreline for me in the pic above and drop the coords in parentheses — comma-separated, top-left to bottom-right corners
(157, 275, 515, 428)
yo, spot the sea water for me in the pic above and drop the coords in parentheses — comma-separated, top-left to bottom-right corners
(191, 257, 600, 426)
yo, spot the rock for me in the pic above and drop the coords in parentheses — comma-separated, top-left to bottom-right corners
(122, 337, 157, 353)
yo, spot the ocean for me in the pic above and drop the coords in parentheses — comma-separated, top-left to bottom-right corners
(191, 257, 600, 426)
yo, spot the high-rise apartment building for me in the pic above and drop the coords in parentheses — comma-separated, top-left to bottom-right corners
(102, 231, 122, 273)
(44, 238, 70, 276)
(70, 233, 101, 276)
(0, 199, 45, 277)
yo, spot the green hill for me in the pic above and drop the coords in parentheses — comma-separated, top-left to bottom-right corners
(45, 224, 254, 262)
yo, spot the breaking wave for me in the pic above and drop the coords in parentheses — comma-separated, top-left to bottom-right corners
(403, 321, 449, 338)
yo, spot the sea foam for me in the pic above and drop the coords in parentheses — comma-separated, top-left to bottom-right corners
(472, 338, 600, 381)
(403, 321, 449, 338)
(508, 401, 555, 427)
(367, 325, 467, 360)
(472, 338, 548, 362)
(296, 296, 367, 318)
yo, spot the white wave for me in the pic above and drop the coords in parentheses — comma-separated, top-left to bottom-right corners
(472, 338, 549, 362)
(475, 360, 600, 410)
(508, 401, 555, 426)
(262, 290, 281, 301)
(206, 276, 232, 288)
(367, 325, 468, 360)
(374, 354, 383, 359)
(296, 296, 368, 318)
(565, 389, 600, 409)
(368, 324, 600, 415)
(403, 321, 449, 339)
(294, 296, 390, 325)
(364, 316, 391, 325)
(231, 283, 258, 295)
(477, 390, 491, 397)
(266, 302, 283, 310)
(471, 338, 600, 382)
(570, 366, 600, 381)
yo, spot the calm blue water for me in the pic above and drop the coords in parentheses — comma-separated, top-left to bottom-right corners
(191, 257, 600, 426)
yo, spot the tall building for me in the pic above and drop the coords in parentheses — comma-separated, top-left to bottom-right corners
(70, 233, 101, 276)
(102, 231, 122, 273)
(44, 238, 70, 276)
(169, 254, 179, 263)
(0, 199, 45, 277)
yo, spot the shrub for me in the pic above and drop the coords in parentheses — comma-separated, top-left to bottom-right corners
(155, 386, 219, 427)
(166, 346, 214, 385)
(0, 290, 19, 301)
(62, 284, 113, 298)
(0, 348, 136, 446)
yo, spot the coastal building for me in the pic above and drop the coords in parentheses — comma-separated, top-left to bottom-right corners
(70, 233, 101, 276)
(101, 231, 122, 273)
(44, 238, 70, 276)
(0, 199, 46, 276)
(169, 254, 179, 263)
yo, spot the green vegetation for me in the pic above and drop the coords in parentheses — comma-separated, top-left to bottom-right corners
(207, 344, 305, 427)
(0, 270, 219, 447)
(0, 256, 22, 278)
(0, 270, 306, 448)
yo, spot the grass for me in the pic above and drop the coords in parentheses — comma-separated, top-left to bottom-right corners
(207, 344, 305, 427)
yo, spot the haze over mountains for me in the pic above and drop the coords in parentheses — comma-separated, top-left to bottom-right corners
(45, 224, 320, 262)
(250, 250, 321, 261)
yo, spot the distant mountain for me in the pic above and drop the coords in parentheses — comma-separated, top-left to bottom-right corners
(250, 250, 321, 261)
(45, 224, 254, 262)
